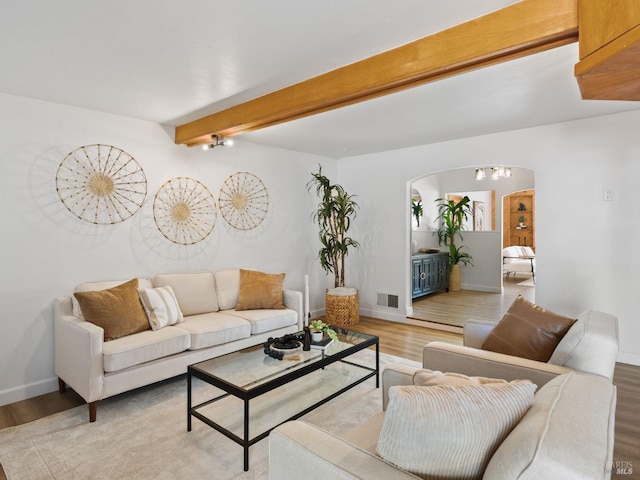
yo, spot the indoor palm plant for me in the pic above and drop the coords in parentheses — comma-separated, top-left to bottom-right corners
(308, 166, 360, 326)
(412, 198, 423, 227)
(434, 196, 473, 291)
(307, 166, 360, 288)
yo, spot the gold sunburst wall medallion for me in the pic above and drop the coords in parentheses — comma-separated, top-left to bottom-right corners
(55, 144, 147, 224)
(153, 177, 217, 245)
(218, 172, 269, 230)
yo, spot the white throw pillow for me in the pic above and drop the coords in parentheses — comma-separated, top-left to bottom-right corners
(376, 382, 536, 480)
(138, 285, 183, 330)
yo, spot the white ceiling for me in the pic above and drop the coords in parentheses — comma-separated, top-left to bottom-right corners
(2, 0, 639, 158)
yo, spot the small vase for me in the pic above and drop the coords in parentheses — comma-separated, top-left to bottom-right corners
(311, 331, 323, 342)
(303, 326, 311, 351)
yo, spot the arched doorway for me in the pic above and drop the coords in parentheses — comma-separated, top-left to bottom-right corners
(407, 167, 535, 328)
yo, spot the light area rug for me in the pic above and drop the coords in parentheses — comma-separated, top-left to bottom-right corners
(517, 278, 535, 287)
(0, 350, 419, 480)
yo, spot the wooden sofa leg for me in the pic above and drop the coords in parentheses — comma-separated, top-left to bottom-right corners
(58, 377, 66, 393)
(89, 402, 97, 422)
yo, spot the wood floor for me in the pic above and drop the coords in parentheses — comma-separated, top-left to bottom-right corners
(410, 273, 535, 327)
(1, 293, 638, 479)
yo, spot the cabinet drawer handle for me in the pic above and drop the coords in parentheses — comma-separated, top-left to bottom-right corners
(420, 272, 426, 280)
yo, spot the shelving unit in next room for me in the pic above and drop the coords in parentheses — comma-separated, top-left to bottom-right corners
(503, 189, 535, 251)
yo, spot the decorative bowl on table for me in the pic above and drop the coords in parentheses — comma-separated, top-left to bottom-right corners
(269, 340, 302, 355)
(263, 334, 304, 360)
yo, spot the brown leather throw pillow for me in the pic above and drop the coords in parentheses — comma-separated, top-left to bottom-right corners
(481, 295, 576, 362)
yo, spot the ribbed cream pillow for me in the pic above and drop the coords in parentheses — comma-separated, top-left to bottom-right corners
(138, 285, 184, 330)
(376, 382, 536, 480)
(413, 369, 509, 387)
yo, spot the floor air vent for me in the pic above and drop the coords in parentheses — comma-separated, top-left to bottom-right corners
(377, 293, 399, 308)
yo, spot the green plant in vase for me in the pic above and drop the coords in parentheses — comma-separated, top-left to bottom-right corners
(309, 320, 338, 342)
(434, 196, 474, 291)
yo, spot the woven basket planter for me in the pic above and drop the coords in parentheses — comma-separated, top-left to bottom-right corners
(325, 288, 359, 327)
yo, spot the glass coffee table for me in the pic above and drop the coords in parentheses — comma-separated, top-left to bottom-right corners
(187, 329, 379, 471)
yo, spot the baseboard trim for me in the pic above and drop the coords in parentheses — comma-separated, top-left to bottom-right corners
(460, 283, 502, 293)
(358, 308, 409, 323)
(0, 377, 59, 407)
(617, 351, 640, 367)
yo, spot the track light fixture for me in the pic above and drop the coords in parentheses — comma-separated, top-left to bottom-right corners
(202, 134, 234, 150)
(475, 166, 511, 181)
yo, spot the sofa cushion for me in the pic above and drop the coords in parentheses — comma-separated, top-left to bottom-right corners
(138, 285, 184, 330)
(174, 312, 252, 350)
(548, 310, 619, 381)
(102, 326, 190, 372)
(484, 372, 617, 479)
(214, 269, 241, 310)
(74, 278, 150, 341)
(226, 308, 298, 334)
(235, 269, 286, 311)
(154, 272, 219, 316)
(376, 381, 535, 480)
(482, 295, 576, 362)
(73, 278, 153, 319)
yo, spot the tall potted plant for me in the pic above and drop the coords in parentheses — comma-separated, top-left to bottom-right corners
(308, 166, 360, 288)
(308, 166, 360, 325)
(434, 196, 473, 291)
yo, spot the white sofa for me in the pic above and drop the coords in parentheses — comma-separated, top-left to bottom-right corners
(271, 309, 619, 479)
(54, 269, 303, 422)
(271, 368, 617, 480)
(502, 245, 535, 280)
(423, 309, 619, 387)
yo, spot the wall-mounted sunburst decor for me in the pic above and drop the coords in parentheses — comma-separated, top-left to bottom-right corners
(55, 144, 147, 224)
(218, 172, 269, 230)
(153, 177, 217, 245)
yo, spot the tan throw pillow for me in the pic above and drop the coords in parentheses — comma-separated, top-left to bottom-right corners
(376, 381, 536, 480)
(235, 269, 286, 311)
(74, 278, 150, 341)
(138, 285, 184, 330)
(481, 295, 576, 362)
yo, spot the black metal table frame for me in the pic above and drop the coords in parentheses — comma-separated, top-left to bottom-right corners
(187, 333, 379, 471)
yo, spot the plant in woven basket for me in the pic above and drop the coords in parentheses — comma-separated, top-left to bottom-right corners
(307, 165, 360, 288)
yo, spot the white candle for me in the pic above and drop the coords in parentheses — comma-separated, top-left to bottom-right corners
(304, 274, 310, 326)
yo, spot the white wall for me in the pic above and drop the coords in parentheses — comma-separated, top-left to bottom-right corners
(339, 109, 640, 366)
(0, 92, 336, 406)
(2, 92, 639, 406)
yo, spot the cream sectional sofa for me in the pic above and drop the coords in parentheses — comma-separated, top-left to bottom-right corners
(271, 368, 617, 480)
(54, 270, 303, 422)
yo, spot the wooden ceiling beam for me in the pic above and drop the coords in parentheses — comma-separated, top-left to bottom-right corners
(175, 0, 578, 147)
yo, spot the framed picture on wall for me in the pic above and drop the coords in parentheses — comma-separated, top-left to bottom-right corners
(473, 201, 485, 231)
